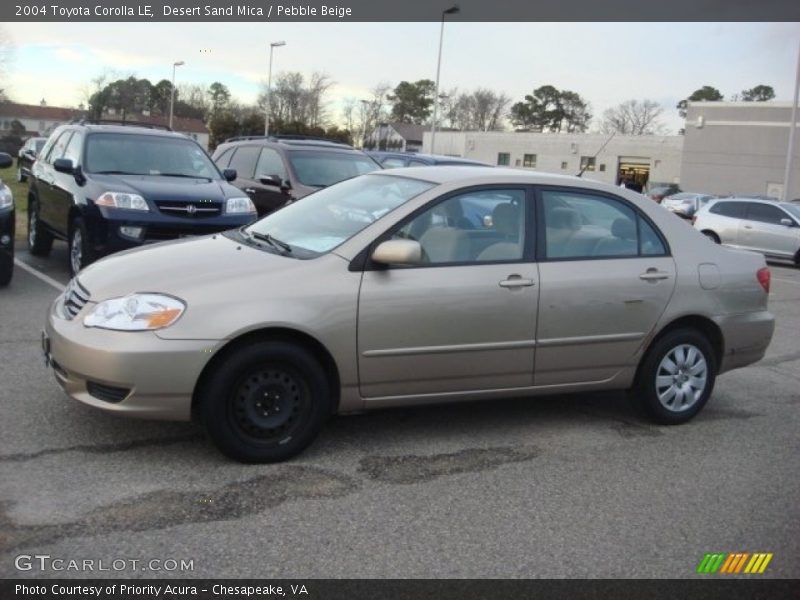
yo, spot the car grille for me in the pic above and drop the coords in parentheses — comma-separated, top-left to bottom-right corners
(62, 278, 90, 320)
(154, 200, 222, 218)
(87, 381, 130, 403)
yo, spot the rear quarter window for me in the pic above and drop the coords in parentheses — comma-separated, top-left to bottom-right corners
(710, 202, 745, 219)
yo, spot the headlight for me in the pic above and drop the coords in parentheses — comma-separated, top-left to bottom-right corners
(96, 191, 149, 211)
(84, 294, 185, 331)
(0, 184, 12, 210)
(225, 197, 256, 215)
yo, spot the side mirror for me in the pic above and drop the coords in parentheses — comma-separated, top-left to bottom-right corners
(780, 218, 794, 227)
(223, 168, 237, 182)
(53, 158, 74, 174)
(259, 174, 282, 187)
(371, 240, 422, 266)
(0, 152, 12, 169)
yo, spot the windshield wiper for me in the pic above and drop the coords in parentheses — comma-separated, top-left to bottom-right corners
(158, 172, 213, 181)
(249, 230, 293, 254)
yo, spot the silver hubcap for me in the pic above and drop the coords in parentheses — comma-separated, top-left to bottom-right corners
(70, 229, 82, 274)
(28, 211, 37, 246)
(655, 343, 708, 412)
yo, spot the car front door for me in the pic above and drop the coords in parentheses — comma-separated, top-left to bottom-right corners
(252, 147, 291, 216)
(37, 130, 72, 233)
(357, 187, 538, 398)
(535, 187, 676, 386)
(226, 145, 263, 210)
(52, 131, 83, 234)
(739, 202, 799, 259)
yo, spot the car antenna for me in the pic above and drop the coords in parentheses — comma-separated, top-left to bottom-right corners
(576, 131, 616, 178)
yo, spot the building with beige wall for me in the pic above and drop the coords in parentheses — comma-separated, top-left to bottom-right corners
(422, 130, 683, 190)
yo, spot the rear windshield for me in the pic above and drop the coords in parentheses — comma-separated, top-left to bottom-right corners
(84, 133, 221, 179)
(287, 150, 380, 187)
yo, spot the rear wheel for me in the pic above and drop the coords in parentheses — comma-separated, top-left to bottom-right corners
(27, 199, 53, 256)
(199, 341, 331, 463)
(634, 328, 716, 425)
(702, 230, 720, 244)
(68, 217, 95, 276)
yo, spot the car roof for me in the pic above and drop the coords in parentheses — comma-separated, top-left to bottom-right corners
(216, 139, 365, 154)
(369, 151, 489, 165)
(374, 165, 608, 187)
(75, 123, 185, 138)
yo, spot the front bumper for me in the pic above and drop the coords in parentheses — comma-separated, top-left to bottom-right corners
(44, 295, 220, 421)
(715, 310, 775, 374)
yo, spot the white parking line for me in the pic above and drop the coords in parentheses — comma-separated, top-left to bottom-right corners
(13, 258, 66, 292)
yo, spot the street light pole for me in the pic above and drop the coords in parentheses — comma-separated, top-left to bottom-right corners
(430, 4, 459, 154)
(169, 60, 184, 130)
(265, 41, 286, 137)
(783, 39, 800, 202)
(360, 99, 369, 148)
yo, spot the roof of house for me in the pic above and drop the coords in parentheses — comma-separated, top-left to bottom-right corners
(389, 122, 426, 142)
(0, 102, 208, 134)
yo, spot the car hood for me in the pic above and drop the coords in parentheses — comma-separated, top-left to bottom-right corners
(77, 234, 300, 301)
(90, 174, 240, 201)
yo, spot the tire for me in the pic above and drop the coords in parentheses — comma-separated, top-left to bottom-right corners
(27, 199, 54, 256)
(633, 328, 717, 425)
(0, 248, 12, 287)
(702, 230, 720, 244)
(199, 341, 331, 463)
(68, 217, 96, 276)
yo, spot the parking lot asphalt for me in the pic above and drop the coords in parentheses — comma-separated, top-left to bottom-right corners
(1, 239, 799, 579)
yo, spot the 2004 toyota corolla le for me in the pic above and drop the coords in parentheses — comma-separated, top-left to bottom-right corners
(43, 167, 775, 462)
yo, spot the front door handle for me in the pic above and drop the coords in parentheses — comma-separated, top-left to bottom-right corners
(244, 188, 256, 194)
(743, 225, 753, 230)
(639, 269, 670, 281)
(499, 275, 535, 289)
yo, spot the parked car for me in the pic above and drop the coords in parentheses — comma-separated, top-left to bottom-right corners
(212, 136, 381, 217)
(43, 167, 775, 463)
(27, 121, 256, 276)
(367, 151, 491, 169)
(16, 136, 47, 183)
(662, 192, 716, 219)
(693, 197, 800, 266)
(648, 184, 682, 203)
(0, 152, 15, 286)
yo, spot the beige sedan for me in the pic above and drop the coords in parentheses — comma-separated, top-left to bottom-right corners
(43, 168, 775, 462)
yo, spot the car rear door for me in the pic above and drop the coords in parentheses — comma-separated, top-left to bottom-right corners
(357, 186, 538, 398)
(534, 187, 676, 386)
(739, 202, 799, 259)
(708, 201, 746, 247)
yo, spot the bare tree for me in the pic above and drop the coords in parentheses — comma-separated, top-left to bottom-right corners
(601, 99, 667, 135)
(360, 82, 391, 144)
(446, 88, 511, 131)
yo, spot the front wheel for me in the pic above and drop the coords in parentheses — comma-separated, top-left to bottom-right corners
(68, 217, 96, 276)
(0, 247, 12, 286)
(702, 230, 720, 244)
(634, 328, 717, 425)
(199, 341, 332, 463)
(28, 199, 54, 256)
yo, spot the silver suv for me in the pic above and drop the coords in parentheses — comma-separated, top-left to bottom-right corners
(693, 198, 800, 266)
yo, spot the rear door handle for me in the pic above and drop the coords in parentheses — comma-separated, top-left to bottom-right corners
(639, 269, 670, 281)
(499, 275, 535, 289)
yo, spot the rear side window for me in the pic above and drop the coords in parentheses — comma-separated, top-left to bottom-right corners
(710, 201, 745, 218)
(746, 203, 785, 225)
(228, 146, 260, 179)
(541, 190, 666, 259)
(382, 158, 406, 169)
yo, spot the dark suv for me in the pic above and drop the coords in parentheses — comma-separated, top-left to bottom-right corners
(27, 121, 257, 276)
(0, 152, 15, 286)
(212, 136, 381, 216)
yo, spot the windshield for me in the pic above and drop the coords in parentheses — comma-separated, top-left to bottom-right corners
(245, 173, 435, 255)
(84, 133, 221, 179)
(287, 150, 380, 187)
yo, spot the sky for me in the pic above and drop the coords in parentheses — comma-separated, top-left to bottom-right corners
(1, 21, 798, 133)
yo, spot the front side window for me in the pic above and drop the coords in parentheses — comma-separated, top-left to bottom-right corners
(62, 132, 83, 164)
(228, 146, 260, 179)
(497, 153, 510, 166)
(84, 134, 220, 179)
(381, 158, 406, 169)
(213, 147, 234, 168)
(746, 203, 784, 225)
(287, 150, 380, 188)
(244, 174, 435, 256)
(44, 131, 71, 163)
(392, 189, 528, 264)
(255, 147, 288, 180)
(542, 189, 666, 259)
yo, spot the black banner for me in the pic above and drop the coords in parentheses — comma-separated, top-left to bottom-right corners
(2, 0, 800, 23)
(2, 579, 799, 600)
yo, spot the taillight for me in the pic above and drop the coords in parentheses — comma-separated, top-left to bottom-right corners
(757, 267, 771, 293)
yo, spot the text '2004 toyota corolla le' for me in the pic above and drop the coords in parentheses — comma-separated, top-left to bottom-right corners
(43, 167, 775, 463)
